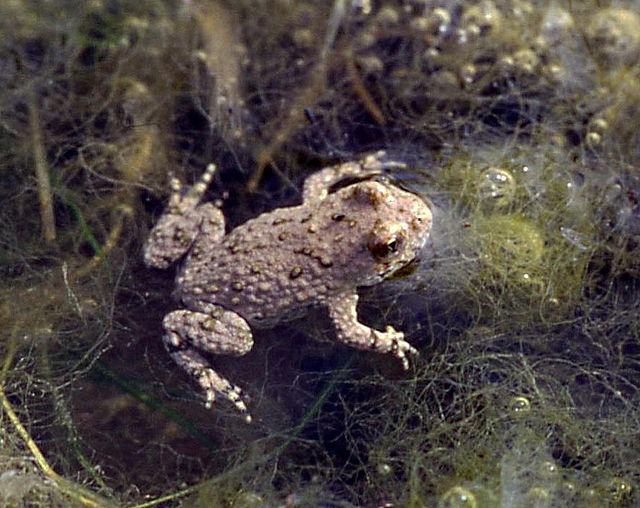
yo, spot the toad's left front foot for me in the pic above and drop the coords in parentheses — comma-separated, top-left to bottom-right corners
(371, 326, 419, 370)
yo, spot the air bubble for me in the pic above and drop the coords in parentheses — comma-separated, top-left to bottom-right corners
(439, 486, 477, 508)
(477, 167, 516, 207)
(509, 396, 531, 414)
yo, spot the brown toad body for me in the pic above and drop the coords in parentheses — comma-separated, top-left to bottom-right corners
(144, 152, 432, 421)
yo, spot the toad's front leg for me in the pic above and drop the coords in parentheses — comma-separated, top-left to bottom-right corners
(144, 163, 224, 269)
(324, 292, 418, 369)
(162, 305, 254, 422)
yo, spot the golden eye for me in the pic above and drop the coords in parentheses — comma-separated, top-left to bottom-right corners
(369, 234, 403, 260)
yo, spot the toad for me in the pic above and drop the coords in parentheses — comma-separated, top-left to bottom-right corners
(144, 152, 432, 421)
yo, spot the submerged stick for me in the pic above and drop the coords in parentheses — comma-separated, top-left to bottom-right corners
(28, 87, 56, 244)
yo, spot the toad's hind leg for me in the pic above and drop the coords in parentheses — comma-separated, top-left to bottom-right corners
(162, 306, 254, 422)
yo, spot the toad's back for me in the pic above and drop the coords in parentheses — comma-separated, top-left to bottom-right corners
(175, 179, 429, 324)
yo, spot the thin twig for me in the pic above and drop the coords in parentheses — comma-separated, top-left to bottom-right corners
(28, 86, 56, 244)
(346, 55, 385, 125)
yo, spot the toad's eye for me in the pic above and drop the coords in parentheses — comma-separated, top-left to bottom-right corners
(370, 237, 401, 259)
(369, 232, 406, 260)
(368, 220, 407, 260)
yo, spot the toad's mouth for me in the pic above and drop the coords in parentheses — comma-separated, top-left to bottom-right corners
(384, 256, 421, 280)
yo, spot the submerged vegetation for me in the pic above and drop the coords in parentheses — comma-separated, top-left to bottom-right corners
(1, 0, 640, 506)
